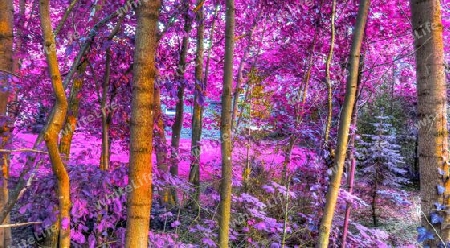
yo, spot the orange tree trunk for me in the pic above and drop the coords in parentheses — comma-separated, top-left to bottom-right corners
(39, 0, 71, 246)
(59, 61, 87, 161)
(124, 0, 160, 246)
(0, 0, 13, 246)
(218, 0, 235, 246)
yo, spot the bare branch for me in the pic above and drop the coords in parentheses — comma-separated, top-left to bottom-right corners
(0, 222, 42, 228)
(54, 0, 79, 36)
(0, 149, 47, 154)
(0, 69, 20, 78)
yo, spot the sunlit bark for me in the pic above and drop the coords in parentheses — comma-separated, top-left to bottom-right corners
(218, 0, 235, 246)
(324, 0, 336, 144)
(0, 0, 13, 246)
(317, 0, 370, 246)
(125, 0, 160, 246)
(59, 61, 87, 161)
(410, 0, 450, 244)
(39, 0, 71, 246)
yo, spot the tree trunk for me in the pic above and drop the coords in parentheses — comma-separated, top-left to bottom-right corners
(231, 14, 260, 130)
(0, 0, 13, 246)
(153, 83, 171, 205)
(100, 18, 123, 170)
(170, 0, 192, 192)
(372, 172, 378, 227)
(218, 0, 235, 246)
(59, 61, 87, 161)
(410, 0, 450, 244)
(100, 50, 111, 170)
(317, 0, 370, 246)
(39, 0, 71, 246)
(341, 58, 363, 248)
(324, 0, 336, 144)
(188, 0, 205, 210)
(125, 0, 160, 246)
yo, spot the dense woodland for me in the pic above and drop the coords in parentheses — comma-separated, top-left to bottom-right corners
(0, 0, 449, 247)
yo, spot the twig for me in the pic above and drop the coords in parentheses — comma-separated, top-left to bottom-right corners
(0, 69, 20, 78)
(421, 210, 445, 245)
(0, 148, 47, 154)
(54, 0, 79, 36)
(0, 222, 41, 228)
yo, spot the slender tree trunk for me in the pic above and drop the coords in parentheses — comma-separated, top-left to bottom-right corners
(317, 0, 370, 246)
(324, 0, 336, 144)
(410, 0, 450, 244)
(242, 90, 252, 192)
(100, 18, 123, 170)
(100, 50, 111, 170)
(231, 14, 260, 130)
(39, 0, 71, 246)
(218, 0, 235, 246)
(0, 0, 13, 246)
(203, 3, 219, 89)
(153, 83, 171, 205)
(125, 0, 160, 246)
(413, 134, 419, 181)
(340, 59, 362, 247)
(188, 0, 205, 210)
(59, 61, 87, 161)
(283, 7, 322, 184)
(372, 172, 378, 227)
(170, 0, 192, 193)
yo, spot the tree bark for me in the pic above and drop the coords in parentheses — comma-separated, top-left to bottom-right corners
(170, 0, 192, 190)
(153, 83, 171, 205)
(39, 0, 71, 246)
(324, 0, 336, 144)
(341, 58, 363, 248)
(0, 0, 13, 246)
(188, 0, 205, 210)
(100, 51, 111, 170)
(59, 61, 87, 161)
(410, 0, 450, 244)
(218, 0, 235, 246)
(125, 0, 160, 246)
(100, 18, 123, 170)
(317, 0, 370, 246)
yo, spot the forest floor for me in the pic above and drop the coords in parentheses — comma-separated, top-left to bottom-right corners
(8, 132, 420, 247)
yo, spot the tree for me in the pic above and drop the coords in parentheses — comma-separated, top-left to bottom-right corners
(0, 0, 13, 246)
(317, 0, 370, 246)
(39, 0, 71, 246)
(324, 0, 336, 144)
(189, 0, 205, 209)
(125, 0, 160, 246)
(410, 0, 450, 245)
(218, 0, 235, 246)
(59, 61, 87, 161)
(357, 115, 407, 227)
(170, 0, 193, 198)
(100, 19, 123, 170)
